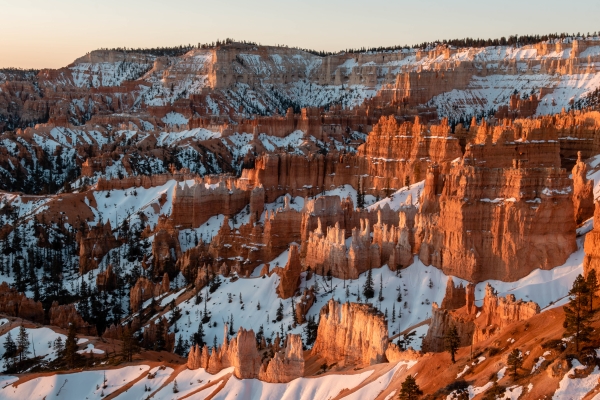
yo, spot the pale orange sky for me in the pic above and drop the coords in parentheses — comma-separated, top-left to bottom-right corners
(1, 0, 600, 69)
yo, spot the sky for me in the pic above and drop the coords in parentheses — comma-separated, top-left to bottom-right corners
(1, 0, 600, 69)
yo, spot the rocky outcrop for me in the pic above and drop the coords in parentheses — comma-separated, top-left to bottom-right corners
(187, 325, 304, 382)
(440, 279, 466, 310)
(78, 221, 120, 273)
(572, 151, 594, 224)
(141, 317, 175, 352)
(423, 283, 540, 352)
(385, 344, 421, 363)
(151, 225, 182, 278)
(49, 302, 97, 335)
(304, 219, 381, 279)
(259, 334, 304, 383)
(295, 288, 316, 324)
(472, 284, 540, 344)
(312, 300, 388, 366)
(96, 264, 117, 292)
(274, 244, 302, 299)
(421, 302, 475, 353)
(129, 274, 170, 312)
(0, 282, 44, 323)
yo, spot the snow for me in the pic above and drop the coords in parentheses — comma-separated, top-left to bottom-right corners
(474, 236, 585, 309)
(497, 366, 507, 380)
(157, 127, 221, 146)
(368, 181, 424, 212)
(0, 327, 66, 361)
(531, 356, 545, 373)
(150, 367, 233, 400)
(161, 112, 189, 126)
(554, 359, 600, 399)
(76, 344, 105, 355)
(343, 361, 416, 400)
(456, 365, 470, 378)
(166, 259, 448, 353)
(259, 130, 305, 152)
(113, 366, 174, 400)
(210, 369, 374, 400)
(501, 385, 524, 400)
(0, 365, 149, 399)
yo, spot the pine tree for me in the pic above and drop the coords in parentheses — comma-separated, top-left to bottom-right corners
(563, 274, 592, 352)
(194, 322, 205, 347)
(276, 301, 284, 322)
(444, 324, 460, 363)
(155, 319, 167, 352)
(378, 275, 384, 302)
(3, 332, 16, 368)
(172, 379, 179, 393)
(363, 268, 374, 300)
(16, 325, 30, 363)
(303, 315, 318, 347)
(174, 335, 186, 356)
(587, 269, 599, 312)
(63, 324, 78, 368)
(229, 314, 235, 336)
(291, 297, 298, 326)
(398, 375, 422, 400)
(121, 326, 139, 362)
(392, 303, 396, 324)
(507, 349, 523, 378)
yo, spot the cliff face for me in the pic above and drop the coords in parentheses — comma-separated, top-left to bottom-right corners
(311, 300, 388, 366)
(414, 121, 577, 282)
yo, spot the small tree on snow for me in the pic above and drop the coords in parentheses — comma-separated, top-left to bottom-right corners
(363, 268, 374, 300)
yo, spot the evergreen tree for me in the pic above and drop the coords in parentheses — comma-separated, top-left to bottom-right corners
(174, 335, 186, 356)
(507, 349, 523, 378)
(276, 301, 284, 322)
(291, 297, 298, 326)
(363, 268, 374, 300)
(378, 275, 384, 302)
(392, 303, 396, 324)
(398, 375, 422, 400)
(194, 322, 205, 347)
(63, 324, 78, 368)
(154, 319, 166, 351)
(256, 325, 265, 348)
(229, 314, 235, 336)
(587, 269, 599, 312)
(2, 332, 16, 369)
(444, 324, 460, 363)
(121, 326, 139, 362)
(16, 325, 30, 363)
(303, 315, 318, 347)
(563, 274, 592, 352)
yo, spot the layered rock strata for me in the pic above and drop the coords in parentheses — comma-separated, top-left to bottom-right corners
(311, 299, 388, 366)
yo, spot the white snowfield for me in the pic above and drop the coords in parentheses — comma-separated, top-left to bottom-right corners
(0, 365, 149, 399)
(0, 361, 418, 400)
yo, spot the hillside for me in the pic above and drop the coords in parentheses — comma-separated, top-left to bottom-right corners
(1, 35, 600, 399)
